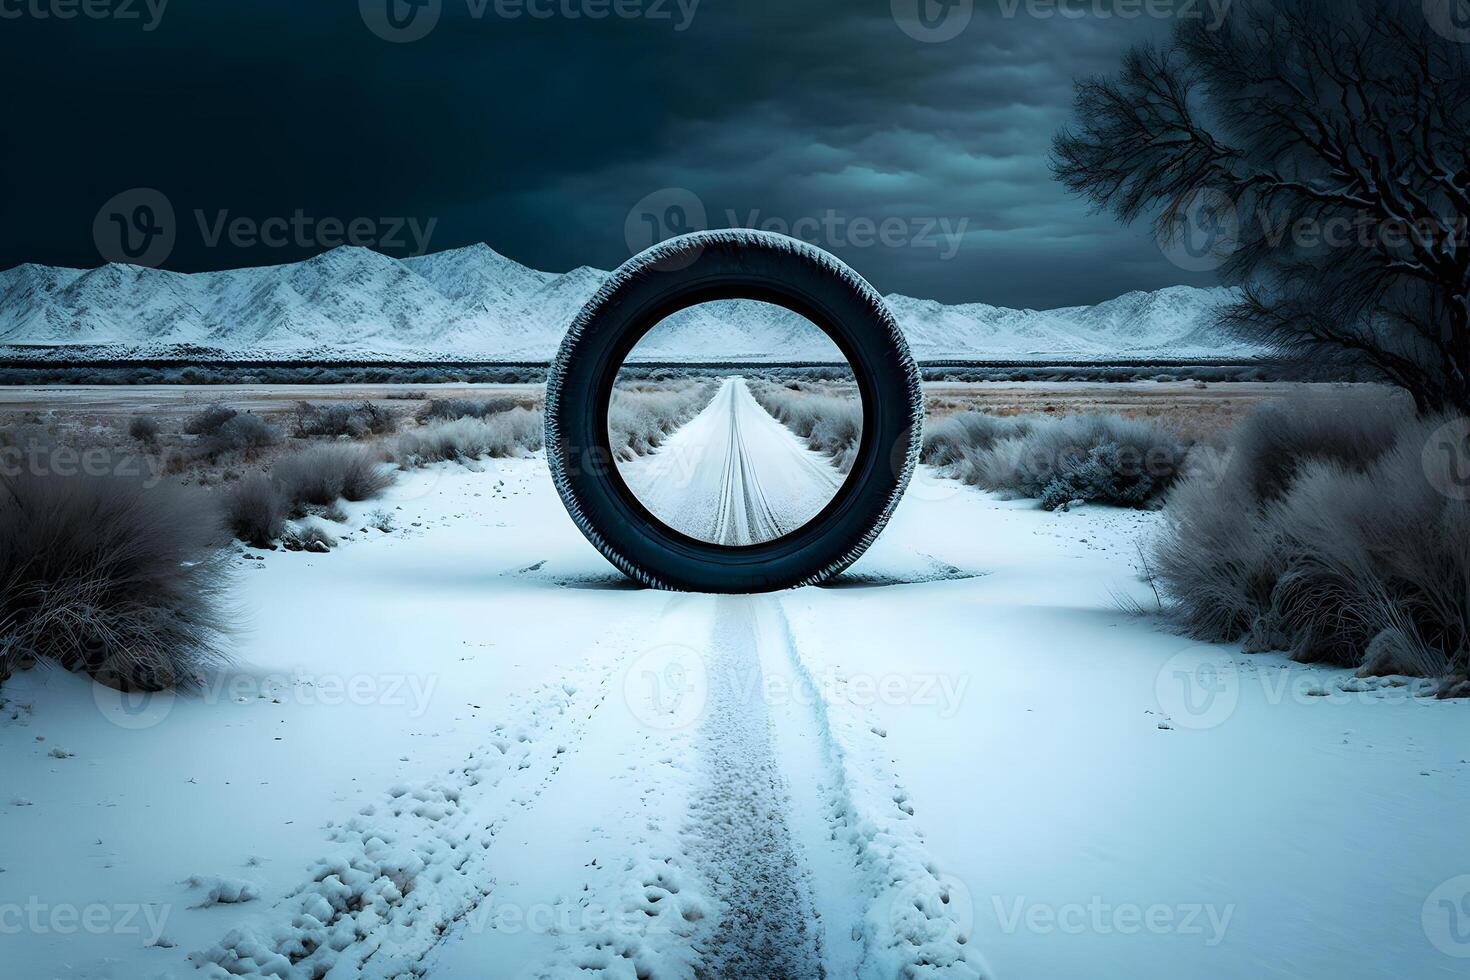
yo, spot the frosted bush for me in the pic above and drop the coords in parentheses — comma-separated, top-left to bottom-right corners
(224, 473, 287, 548)
(396, 408, 544, 465)
(920, 412, 1028, 467)
(0, 470, 230, 690)
(747, 381, 864, 473)
(128, 415, 160, 446)
(293, 401, 399, 438)
(1152, 394, 1470, 681)
(606, 383, 718, 460)
(197, 412, 279, 460)
(934, 412, 1189, 509)
(275, 445, 394, 505)
(416, 397, 518, 423)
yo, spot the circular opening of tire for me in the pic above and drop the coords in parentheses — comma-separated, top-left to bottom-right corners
(546, 230, 922, 593)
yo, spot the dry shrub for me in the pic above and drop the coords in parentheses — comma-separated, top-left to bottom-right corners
(606, 383, 717, 460)
(920, 413, 1029, 467)
(416, 397, 518, 424)
(224, 473, 287, 548)
(748, 381, 864, 472)
(396, 408, 544, 465)
(275, 445, 394, 506)
(1153, 389, 1469, 681)
(928, 412, 1189, 510)
(128, 415, 160, 446)
(292, 401, 399, 438)
(0, 470, 229, 690)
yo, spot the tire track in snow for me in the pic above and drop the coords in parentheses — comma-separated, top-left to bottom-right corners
(621, 377, 842, 546)
(775, 600, 991, 980)
(686, 597, 826, 978)
(712, 382, 784, 544)
(189, 637, 635, 980)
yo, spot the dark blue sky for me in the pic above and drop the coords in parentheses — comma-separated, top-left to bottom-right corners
(0, 0, 1216, 307)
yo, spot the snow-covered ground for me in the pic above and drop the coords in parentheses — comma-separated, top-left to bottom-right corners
(619, 376, 844, 545)
(3, 455, 1467, 979)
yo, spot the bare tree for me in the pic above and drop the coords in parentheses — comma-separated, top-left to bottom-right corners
(1052, 0, 1470, 413)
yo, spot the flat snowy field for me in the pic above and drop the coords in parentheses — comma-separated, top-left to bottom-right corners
(4, 441, 1468, 977)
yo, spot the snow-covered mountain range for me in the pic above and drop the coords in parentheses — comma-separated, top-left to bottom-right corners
(0, 244, 1255, 362)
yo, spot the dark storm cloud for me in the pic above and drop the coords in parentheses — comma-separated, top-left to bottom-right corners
(0, 0, 1212, 307)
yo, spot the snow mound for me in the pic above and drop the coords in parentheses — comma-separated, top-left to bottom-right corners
(185, 876, 261, 908)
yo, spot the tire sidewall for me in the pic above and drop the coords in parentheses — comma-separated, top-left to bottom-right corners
(546, 231, 921, 592)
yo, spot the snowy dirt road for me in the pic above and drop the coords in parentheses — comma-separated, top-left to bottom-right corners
(4, 411, 1468, 979)
(617, 376, 844, 545)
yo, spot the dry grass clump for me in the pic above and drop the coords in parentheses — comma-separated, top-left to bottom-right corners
(0, 470, 230, 690)
(606, 382, 718, 460)
(128, 415, 160, 446)
(183, 404, 280, 461)
(748, 381, 864, 472)
(923, 411, 1189, 510)
(219, 446, 393, 548)
(1153, 388, 1469, 684)
(291, 401, 399, 439)
(920, 412, 1029, 467)
(416, 397, 519, 423)
(274, 444, 394, 505)
(396, 407, 545, 465)
(223, 473, 287, 548)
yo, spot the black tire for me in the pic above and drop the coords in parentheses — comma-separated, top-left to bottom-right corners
(545, 230, 922, 593)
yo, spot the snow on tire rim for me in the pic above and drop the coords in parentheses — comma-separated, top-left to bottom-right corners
(545, 230, 924, 593)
